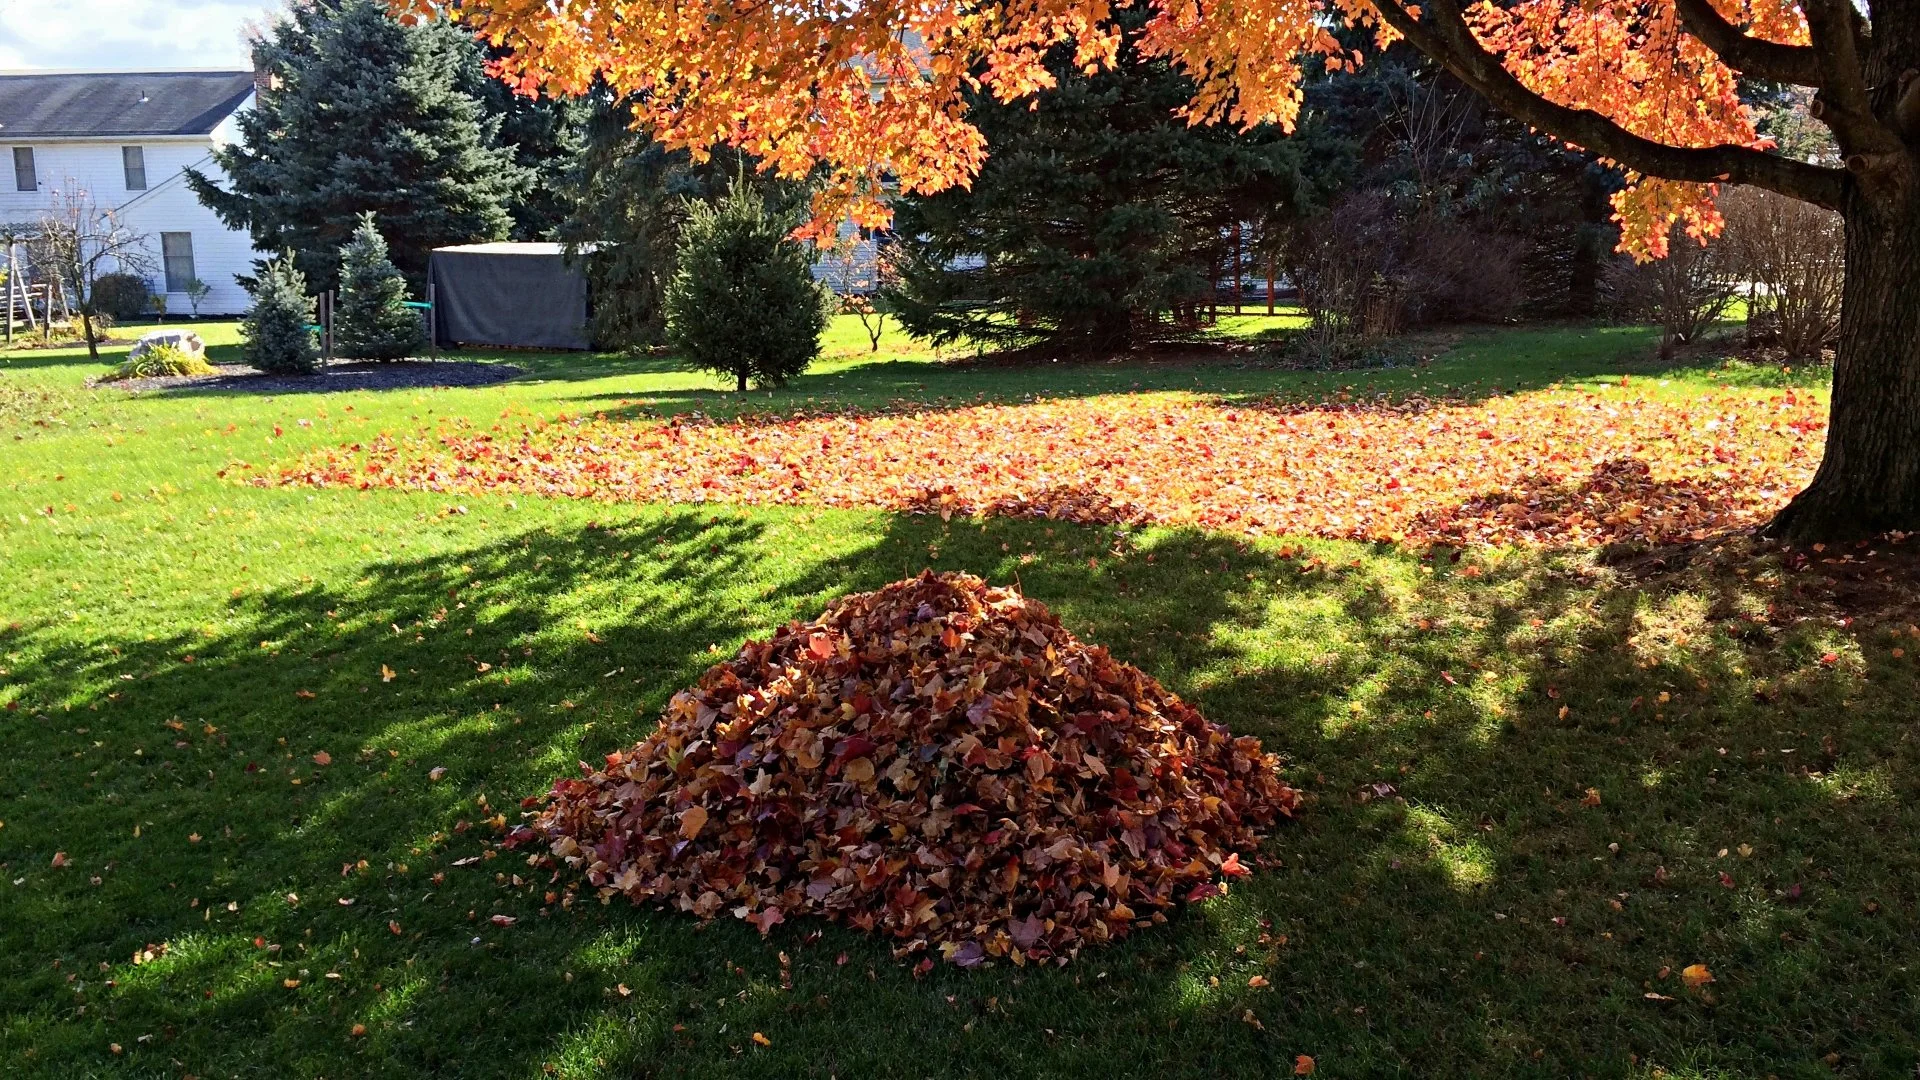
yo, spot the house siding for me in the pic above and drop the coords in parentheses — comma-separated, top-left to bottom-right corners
(0, 94, 261, 315)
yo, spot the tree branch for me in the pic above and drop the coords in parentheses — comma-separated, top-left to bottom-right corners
(1371, 0, 1848, 211)
(1801, 0, 1904, 158)
(1671, 0, 1823, 86)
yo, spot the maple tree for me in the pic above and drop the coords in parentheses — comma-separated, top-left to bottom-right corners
(511, 571, 1298, 964)
(412, 0, 1919, 541)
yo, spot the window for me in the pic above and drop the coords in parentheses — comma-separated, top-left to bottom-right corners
(122, 146, 146, 190)
(160, 233, 195, 293)
(12, 147, 34, 192)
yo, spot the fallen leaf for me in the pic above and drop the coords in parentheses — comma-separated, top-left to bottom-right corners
(679, 805, 709, 840)
(1681, 963, 1714, 989)
(50, 851, 68, 868)
(1294, 1053, 1316, 1074)
(312, 751, 332, 766)
(381, 664, 396, 683)
(752, 1032, 771, 1047)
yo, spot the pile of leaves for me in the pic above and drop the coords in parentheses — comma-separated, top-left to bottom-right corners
(260, 386, 1828, 548)
(513, 571, 1299, 966)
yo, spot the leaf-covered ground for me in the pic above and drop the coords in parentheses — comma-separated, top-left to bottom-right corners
(4, 318, 1918, 1079)
(261, 385, 1826, 547)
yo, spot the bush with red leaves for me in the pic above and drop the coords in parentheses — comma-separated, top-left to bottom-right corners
(512, 571, 1299, 966)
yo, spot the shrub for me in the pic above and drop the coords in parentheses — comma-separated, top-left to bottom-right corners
(335, 213, 426, 360)
(1286, 194, 1519, 364)
(91, 272, 154, 321)
(242, 254, 319, 375)
(1600, 225, 1739, 357)
(98, 343, 217, 382)
(663, 180, 830, 391)
(1720, 186, 1844, 360)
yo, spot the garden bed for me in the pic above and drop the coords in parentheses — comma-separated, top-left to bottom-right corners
(99, 359, 523, 394)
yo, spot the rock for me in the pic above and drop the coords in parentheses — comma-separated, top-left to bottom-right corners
(129, 330, 206, 362)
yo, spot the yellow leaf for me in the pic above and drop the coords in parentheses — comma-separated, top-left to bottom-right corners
(752, 1031, 771, 1047)
(381, 664, 396, 683)
(1681, 963, 1714, 989)
(843, 757, 875, 783)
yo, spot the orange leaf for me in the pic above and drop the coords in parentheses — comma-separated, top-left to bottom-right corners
(679, 805, 709, 839)
(1294, 1054, 1317, 1075)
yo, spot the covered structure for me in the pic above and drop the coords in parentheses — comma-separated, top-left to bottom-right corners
(428, 242, 590, 350)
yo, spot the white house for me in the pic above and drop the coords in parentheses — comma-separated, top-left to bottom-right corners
(0, 69, 261, 315)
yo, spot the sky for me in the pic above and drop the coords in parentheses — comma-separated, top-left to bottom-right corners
(0, 0, 277, 72)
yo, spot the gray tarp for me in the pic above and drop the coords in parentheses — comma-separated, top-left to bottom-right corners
(428, 242, 590, 350)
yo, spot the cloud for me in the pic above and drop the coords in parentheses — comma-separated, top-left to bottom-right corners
(0, 0, 281, 71)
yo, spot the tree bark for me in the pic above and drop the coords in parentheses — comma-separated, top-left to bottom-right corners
(737, 369, 748, 392)
(1767, 183, 1920, 541)
(80, 308, 100, 363)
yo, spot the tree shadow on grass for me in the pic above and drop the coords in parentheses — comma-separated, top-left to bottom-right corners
(2, 506, 1916, 1077)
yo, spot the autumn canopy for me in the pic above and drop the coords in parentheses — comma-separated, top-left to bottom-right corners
(419, 0, 1813, 255)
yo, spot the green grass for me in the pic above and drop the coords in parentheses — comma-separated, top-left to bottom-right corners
(3, 317, 1915, 1078)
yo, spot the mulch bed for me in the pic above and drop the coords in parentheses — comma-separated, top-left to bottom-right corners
(100, 360, 522, 394)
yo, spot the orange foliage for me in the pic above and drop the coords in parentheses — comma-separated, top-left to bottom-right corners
(405, 0, 1807, 251)
(258, 386, 1826, 547)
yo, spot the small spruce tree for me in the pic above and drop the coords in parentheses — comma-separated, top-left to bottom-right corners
(663, 181, 828, 391)
(336, 213, 426, 360)
(243, 255, 320, 375)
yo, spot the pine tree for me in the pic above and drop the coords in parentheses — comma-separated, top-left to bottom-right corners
(663, 181, 829, 391)
(559, 95, 754, 349)
(243, 255, 319, 375)
(884, 10, 1296, 353)
(335, 213, 426, 360)
(187, 0, 528, 289)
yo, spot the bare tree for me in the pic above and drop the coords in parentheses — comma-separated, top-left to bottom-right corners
(28, 182, 156, 361)
(1601, 224, 1740, 359)
(826, 233, 898, 353)
(1721, 186, 1845, 361)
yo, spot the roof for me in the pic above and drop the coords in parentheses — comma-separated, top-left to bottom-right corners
(434, 243, 570, 256)
(0, 71, 255, 138)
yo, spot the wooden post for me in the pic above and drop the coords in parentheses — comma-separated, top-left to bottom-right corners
(321, 290, 334, 366)
(427, 282, 438, 358)
(1232, 222, 1243, 314)
(3, 243, 13, 346)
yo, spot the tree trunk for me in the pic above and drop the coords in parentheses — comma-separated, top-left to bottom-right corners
(737, 369, 748, 392)
(80, 308, 100, 363)
(1767, 185, 1920, 541)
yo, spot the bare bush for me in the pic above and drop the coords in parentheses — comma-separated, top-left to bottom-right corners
(1600, 225, 1739, 357)
(1286, 193, 1519, 364)
(1720, 186, 1844, 360)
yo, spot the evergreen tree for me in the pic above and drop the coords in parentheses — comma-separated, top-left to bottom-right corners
(663, 180, 829, 391)
(885, 11, 1297, 353)
(187, 0, 528, 289)
(335, 213, 427, 360)
(243, 255, 319, 375)
(456, 49, 590, 241)
(559, 93, 759, 349)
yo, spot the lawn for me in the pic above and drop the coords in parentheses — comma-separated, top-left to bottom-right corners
(2, 316, 1916, 1078)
